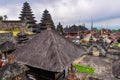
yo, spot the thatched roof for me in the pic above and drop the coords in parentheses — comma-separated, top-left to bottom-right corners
(0, 63, 28, 80)
(64, 25, 88, 33)
(13, 30, 85, 72)
(0, 41, 16, 52)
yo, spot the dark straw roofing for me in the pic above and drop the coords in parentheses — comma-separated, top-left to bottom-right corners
(0, 63, 28, 80)
(0, 41, 16, 52)
(13, 30, 85, 72)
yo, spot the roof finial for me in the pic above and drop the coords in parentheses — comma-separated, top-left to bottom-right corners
(90, 17, 93, 45)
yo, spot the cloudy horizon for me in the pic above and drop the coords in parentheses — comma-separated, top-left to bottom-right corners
(0, 0, 120, 29)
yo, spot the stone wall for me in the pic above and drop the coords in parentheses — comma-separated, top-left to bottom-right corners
(0, 32, 15, 45)
(0, 20, 25, 30)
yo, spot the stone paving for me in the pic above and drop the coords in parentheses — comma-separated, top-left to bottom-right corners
(73, 55, 120, 80)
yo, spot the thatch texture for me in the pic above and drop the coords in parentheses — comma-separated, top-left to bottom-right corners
(64, 25, 88, 33)
(0, 41, 16, 52)
(0, 62, 28, 80)
(13, 30, 85, 72)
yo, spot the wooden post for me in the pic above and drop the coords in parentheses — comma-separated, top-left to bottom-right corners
(8, 54, 14, 64)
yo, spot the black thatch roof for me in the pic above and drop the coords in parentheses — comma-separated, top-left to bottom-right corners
(0, 63, 28, 80)
(0, 41, 16, 52)
(64, 25, 88, 33)
(13, 30, 85, 72)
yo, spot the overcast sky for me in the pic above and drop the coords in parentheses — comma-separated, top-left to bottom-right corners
(0, 0, 120, 29)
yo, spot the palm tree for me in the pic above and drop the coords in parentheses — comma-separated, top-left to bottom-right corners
(0, 16, 3, 20)
(4, 15, 8, 20)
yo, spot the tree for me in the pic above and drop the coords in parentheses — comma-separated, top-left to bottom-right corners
(112, 29, 120, 32)
(0, 16, 3, 20)
(118, 29, 120, 32)
(3, 15, 7, 20)
(92, 27, 98, 32)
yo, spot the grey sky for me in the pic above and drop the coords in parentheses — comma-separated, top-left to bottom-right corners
(0, 0, 120, 29)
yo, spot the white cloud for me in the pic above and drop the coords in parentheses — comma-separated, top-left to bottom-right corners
(0, 4, 21, 20)
(0, 8, 9, 15)
(85, 18, 120, 29)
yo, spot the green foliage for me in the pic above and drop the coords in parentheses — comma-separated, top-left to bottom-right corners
(112, 29, 120, 32)
(73, 64, 95, 74)
(0, 50, 2, 54)
(114, 43, 119, 47)
(118, 29, 120, 32)
(92, 27, 98, 32)
(3, 15, 7, 20)
(0, 15, 7, 20)
(0, 16, 3, 20)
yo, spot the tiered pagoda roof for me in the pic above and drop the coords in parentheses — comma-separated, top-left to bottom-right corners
(19, 2, 36, 29)
(40, 9, 55, 30)
(56, 22, 63, 34)
(64, 24, 88, 33)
